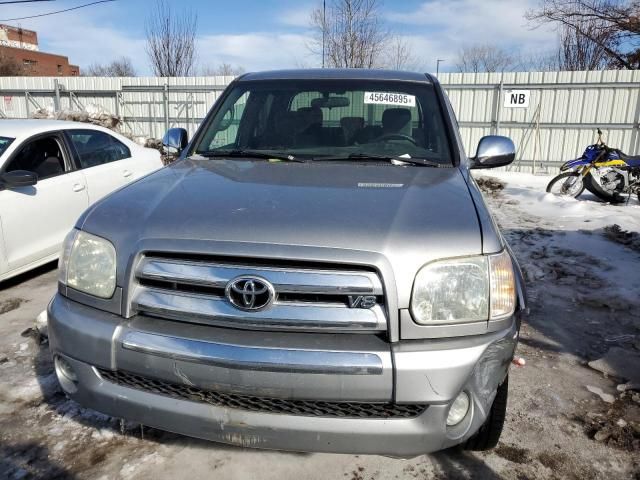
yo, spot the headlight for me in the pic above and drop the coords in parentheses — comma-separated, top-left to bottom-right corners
(59, 229, 117, 299)
(410, 250, 515, 325)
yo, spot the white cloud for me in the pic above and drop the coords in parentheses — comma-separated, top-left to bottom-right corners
(388, 0, 557, 70)
(46, 25, 147, 73)
(278, 5, 315, 28)
(197, 32, 316, 71)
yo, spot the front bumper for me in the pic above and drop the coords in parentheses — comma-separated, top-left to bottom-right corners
(48, 294, 518, 457)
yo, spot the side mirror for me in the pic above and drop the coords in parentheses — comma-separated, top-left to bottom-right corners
(470, 135, 516, 169)
(1, 170, 38, 188)
(162, 128, 189, 155)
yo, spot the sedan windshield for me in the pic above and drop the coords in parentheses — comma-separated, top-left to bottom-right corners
(0, 136, 15, 158)
(193, 80, 453, 165)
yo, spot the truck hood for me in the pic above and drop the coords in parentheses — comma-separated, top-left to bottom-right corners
(80, 158, 491, 305)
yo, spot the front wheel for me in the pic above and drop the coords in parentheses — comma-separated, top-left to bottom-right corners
(546, 172, 585, 198)
(464, 376, 508, 451)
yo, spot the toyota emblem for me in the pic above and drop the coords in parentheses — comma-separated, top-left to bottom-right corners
(225, 276, 275, 311)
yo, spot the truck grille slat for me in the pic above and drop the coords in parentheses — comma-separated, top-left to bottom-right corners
(98, 369, 424, 419)
(137, 258, 383, 295)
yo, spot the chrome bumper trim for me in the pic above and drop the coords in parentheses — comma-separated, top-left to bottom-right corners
(121, 331, 384, 375)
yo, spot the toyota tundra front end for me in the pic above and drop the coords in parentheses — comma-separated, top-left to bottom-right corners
(48, 69, 526, 457)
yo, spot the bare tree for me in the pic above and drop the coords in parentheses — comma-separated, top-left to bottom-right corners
(455, 45, 516, 73)
(556, 21, 614, 69)
(310, 0, 390, 68)
(201, 63, 245, 77)
(145, 0, 198, 76)
(383, 36, 420, 70)
(85, 57, 137, 77)
(519, 50, 561, 71)
(0, 52, 24, 76)
(526, 0, 640, 69)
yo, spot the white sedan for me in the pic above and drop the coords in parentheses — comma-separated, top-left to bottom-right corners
(0, 120, 163, 282)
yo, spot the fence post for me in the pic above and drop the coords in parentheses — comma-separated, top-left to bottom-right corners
(186, 92, 191, 134)
(490, 80, 503, 135)
(163, 84, 169, 133)
(53, 79, 61, 112)
(496, 80, 503, 135)
(114, 91, 120, 119)
(632, 86, 640, 155)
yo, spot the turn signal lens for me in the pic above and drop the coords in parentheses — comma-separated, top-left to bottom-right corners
(489, 250, 516, 319)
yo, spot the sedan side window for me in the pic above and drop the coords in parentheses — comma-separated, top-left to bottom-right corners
(6, 136, 67, 180)
(69, 130, 131, 169)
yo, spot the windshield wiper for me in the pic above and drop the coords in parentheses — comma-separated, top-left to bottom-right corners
(312, 153, 444, 167)
(194, 149, 306, 162)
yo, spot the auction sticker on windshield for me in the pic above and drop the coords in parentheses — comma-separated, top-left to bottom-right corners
(364, 92, 416, 107)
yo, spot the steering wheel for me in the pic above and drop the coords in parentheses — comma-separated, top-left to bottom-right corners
(376, 133, 418, 146)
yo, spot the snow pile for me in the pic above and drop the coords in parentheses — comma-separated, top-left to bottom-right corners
(31, 104, 121, 130)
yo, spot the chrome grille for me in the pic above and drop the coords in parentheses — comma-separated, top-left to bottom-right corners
(131, 255, 387, 333)
(98, 369, 425, 419)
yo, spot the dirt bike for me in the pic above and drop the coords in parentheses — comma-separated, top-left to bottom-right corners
(546, 129, 640, 203)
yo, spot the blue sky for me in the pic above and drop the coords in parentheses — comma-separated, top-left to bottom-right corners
(1, 0, 557, 75)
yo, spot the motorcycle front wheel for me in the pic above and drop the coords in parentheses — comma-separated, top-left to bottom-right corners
(546, 172, 585, 198)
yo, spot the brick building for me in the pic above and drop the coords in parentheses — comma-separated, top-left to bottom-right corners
(0, 24, 79, 76)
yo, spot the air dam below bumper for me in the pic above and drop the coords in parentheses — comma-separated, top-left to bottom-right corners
(48, 293, 518, 457)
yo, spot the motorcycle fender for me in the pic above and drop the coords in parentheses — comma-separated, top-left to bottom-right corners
(561, 158, 588, 171)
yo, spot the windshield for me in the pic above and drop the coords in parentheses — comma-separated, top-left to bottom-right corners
(0, 136, 15, 159)
(193, 80, 453, 165)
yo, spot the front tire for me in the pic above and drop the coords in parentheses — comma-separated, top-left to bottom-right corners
(464, 376, 508, 451)
(546, 172, 584, 198)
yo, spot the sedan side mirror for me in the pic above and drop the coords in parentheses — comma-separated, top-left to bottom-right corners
(162, 128, 189, 155)
(1, 170, 38, 188)
(470, 135, 516, 169)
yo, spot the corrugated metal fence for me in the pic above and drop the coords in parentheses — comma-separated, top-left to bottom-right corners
(0, 76, 232, 140)
(439, 69, 640, 171)
(1, 70, 639, 171)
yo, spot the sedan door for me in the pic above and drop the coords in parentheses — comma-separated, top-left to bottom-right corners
(65, 129, 154, 204)
(0, 133, 89, 272)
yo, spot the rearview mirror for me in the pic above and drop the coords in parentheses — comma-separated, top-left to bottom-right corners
(1, 170, 38, 188)
(162, 128, 189, 155)
(311, 96, 350, 109)
(470, 135, 516, 169)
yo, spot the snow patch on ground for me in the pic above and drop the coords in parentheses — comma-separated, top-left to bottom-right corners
(479, 171, 640, 231)
(475, 172, 640, 307)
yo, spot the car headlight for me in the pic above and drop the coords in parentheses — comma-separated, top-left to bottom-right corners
(411, 250, 515, 324)
(58, 229, 117, 299)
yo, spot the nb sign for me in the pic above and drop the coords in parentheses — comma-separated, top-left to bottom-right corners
(504, 90, 530, 108)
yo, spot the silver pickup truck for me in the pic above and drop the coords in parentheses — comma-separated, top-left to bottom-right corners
(48, 69, 526, 457)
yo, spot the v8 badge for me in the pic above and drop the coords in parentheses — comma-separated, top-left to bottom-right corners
(348, 295, 377, 309)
